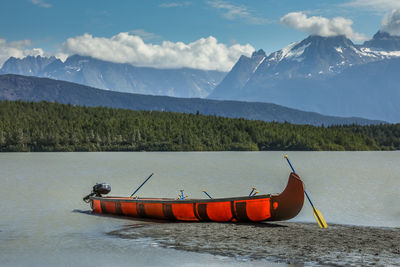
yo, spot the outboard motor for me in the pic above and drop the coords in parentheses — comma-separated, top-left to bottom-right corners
(83, 183, 111, 203)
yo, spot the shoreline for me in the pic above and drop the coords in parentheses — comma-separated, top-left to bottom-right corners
(1, 150, 400, 153)
(108, 221, 400, 266)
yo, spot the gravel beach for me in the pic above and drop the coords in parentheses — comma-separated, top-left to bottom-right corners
(108, 221, 400, 266)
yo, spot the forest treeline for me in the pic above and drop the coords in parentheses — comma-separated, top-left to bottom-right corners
(0, 100, 399, 152)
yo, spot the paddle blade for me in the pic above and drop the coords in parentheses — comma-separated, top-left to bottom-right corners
(312, 207, 328, 228)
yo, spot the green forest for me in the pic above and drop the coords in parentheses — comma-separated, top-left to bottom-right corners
(0, 100, 399, 152)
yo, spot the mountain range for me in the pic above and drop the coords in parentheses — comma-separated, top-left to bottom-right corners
(1, 30, 400, 123)
(209, 31, 400, 123)
(0, 55, 226, 98)
(0, 74, 383, 126)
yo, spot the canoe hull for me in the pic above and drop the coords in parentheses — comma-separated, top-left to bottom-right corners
(90, 172, 304, 222)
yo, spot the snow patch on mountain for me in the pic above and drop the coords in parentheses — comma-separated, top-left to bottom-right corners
(283, 42, 311, 61)
(253, 57, 266, 73)
(272, 42, 300, 62)
(335, 47, 343, 53)
(359, 47, 400, 58)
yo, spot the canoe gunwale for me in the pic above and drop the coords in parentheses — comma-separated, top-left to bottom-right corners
(90, 194, 272, 204)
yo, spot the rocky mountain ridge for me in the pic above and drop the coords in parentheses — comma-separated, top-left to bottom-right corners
(209, 31, 400, 122)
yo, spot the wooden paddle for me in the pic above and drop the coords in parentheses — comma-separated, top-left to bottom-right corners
(284, 155, 328, 228)
(130, 173, 154, 197)
(202, 190, 213, 199)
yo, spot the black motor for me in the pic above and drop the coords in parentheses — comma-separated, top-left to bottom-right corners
(92, 183, 111, 195)
(83, 183, 111, 203)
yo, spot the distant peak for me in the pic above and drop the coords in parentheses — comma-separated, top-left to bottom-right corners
(66, 54, 85, 60)
(372, 30, 400, 40)
(363, 30, 400, 51)
(305, 34, 349, 42)
(64, 54, 92, 64)
(299, 34, 354, 48)
(251, 49, 266, 57)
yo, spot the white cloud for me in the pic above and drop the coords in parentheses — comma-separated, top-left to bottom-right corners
(158, 2, 191, 8)
(381, 9, 400, 35)
(0, 38, 44, 66)
(343, 0, 400, 11)
(207, 0, 270, 25)
(280, 12, 367, 41)
(62, 32, 254, 71)
(0, 33, 254, 72)
(129, 29, 160, 41)
(29, 0, 52, 8)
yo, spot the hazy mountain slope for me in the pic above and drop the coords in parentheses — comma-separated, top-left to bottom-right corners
(223, 58, 400, 122)
(1, 55, 226, 98)
(0, 74, 384, 126)
(211, 50, 267, 98)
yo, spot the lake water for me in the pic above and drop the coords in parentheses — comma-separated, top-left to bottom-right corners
(1, 152, 399, 266)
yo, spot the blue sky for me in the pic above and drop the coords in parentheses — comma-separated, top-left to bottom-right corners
(1, 0, 400, 70)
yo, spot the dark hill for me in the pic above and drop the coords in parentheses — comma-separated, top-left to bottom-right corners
(0, 74, 383, 126)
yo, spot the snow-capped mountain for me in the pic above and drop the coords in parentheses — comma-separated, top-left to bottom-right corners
(210, 35, 376, 100)
(209, 32, 400, 122)
(260, 35, 372, 78)
(1, 55, 60, 76)
(0, 55, 226, 98)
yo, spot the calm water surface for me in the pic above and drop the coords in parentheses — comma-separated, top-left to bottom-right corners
(1, 152, 399, 266)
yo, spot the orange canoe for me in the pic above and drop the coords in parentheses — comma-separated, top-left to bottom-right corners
(87, 172, 304, 222)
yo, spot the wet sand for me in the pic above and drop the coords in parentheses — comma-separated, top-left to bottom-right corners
(108, 221, 400, 266)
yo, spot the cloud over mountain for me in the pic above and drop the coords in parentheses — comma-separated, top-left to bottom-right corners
(62, 32, 254, 71)
(381, 9, 400, 36)
(280, 12, 366, 41)
(0, 38, 44, 66)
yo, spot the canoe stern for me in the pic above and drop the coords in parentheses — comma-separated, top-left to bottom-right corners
(268, 172, 304, 221)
